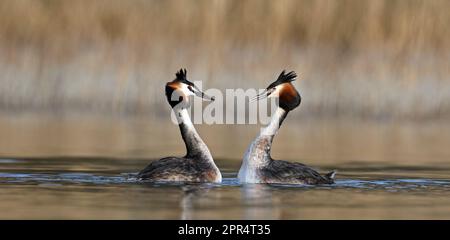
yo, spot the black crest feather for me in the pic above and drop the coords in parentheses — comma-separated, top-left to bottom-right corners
(268, 70, 297, 89)
(277, 70, 297, 82)
(175, 68, 187, 81)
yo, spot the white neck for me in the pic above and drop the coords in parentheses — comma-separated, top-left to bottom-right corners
(176, 108, 195, 129)
(260, 107, 287, 137)
(239, 107, 288, 182)
(175, 107, 213, 161)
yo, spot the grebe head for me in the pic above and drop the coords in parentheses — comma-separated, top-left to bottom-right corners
(165, 68, 215, 108)
(254, 70, 301, 111)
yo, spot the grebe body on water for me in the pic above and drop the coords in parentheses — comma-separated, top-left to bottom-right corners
(238, 70, 335, 185)
(137, 69, 221, 183)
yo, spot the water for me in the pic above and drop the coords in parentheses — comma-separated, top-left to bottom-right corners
(1, 157, 450, 219)
(1, 115, 450, 219)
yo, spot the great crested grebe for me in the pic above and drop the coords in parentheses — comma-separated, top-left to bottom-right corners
(137, 69, 222, 183)
(238, 70, 336, 185)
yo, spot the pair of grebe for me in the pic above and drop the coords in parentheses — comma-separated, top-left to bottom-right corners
(137, 69, 335, 185)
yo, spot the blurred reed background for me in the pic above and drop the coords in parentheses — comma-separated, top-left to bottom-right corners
(0, 0, 449, 162)
(1, 0, 449, 119)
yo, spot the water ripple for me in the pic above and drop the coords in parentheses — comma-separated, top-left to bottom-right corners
(1, 172, 449, 191)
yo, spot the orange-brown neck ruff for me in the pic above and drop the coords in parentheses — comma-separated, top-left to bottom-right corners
(165, 81, 186, 108)
(278, 83, 301, 111)
(167, 81, 181, 89)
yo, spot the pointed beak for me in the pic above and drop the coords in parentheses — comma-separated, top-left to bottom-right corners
(192, 85, 215, 101)
(250, 89, 273, 102)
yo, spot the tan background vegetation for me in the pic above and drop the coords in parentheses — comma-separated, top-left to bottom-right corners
(0, 0, 449, 120)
